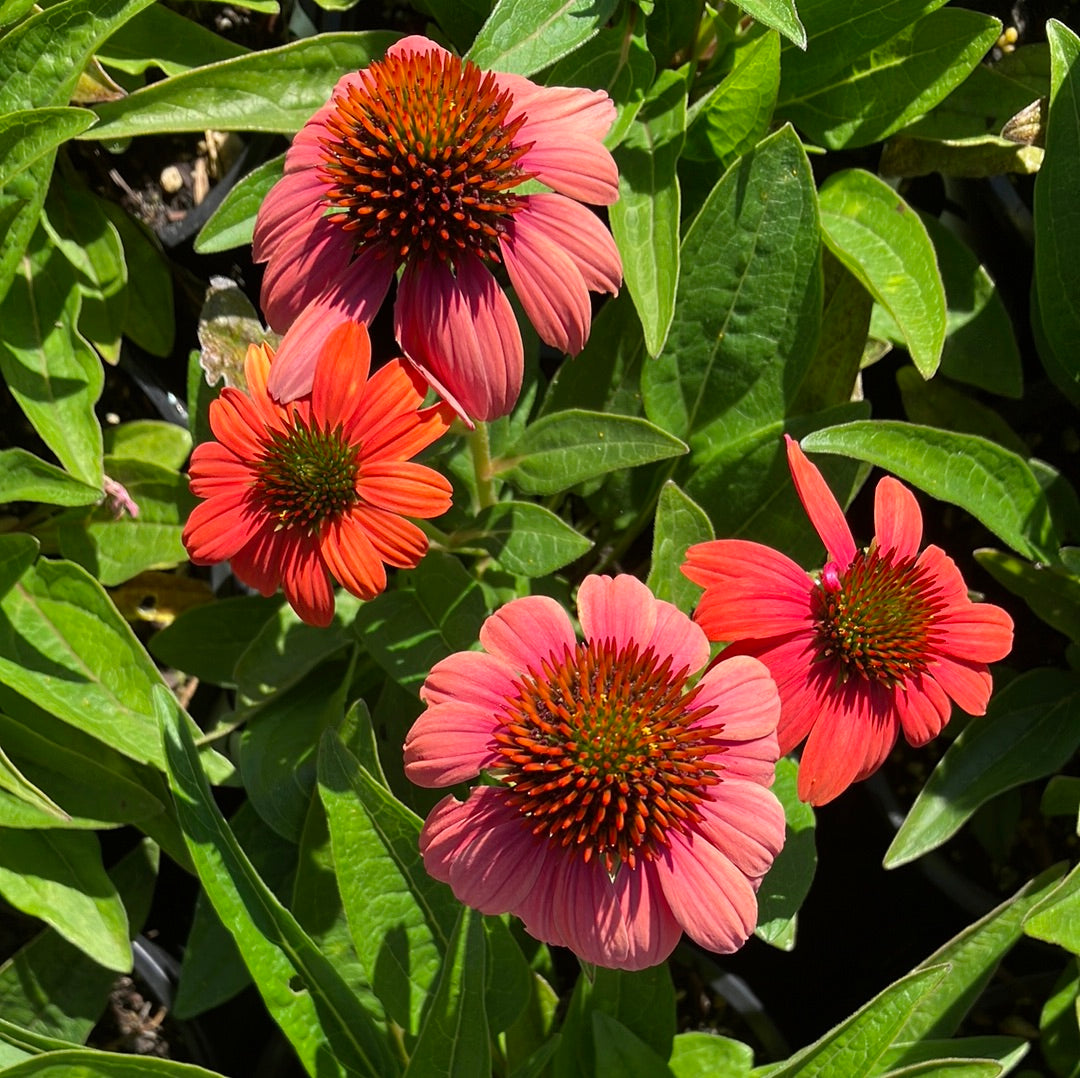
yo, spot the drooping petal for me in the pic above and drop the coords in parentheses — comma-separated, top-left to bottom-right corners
(252, 172, 327, 264)
(922, 656, 993, 719)
(395, 256, 523, 422)
(692, 655, 782, 744)
(479, 595, 577, 674)
(278, 535, 336, 628)
(404, 703, 502, 787)
(895, 668, 954, 745)
(320, 513, 387, 601)
(785, 435, 857, 567)
(934, 601, 1015, 664)
(517, 135, 620, 206)
(420, 649, 520, 710)
(695, 781, 787, 878)
(873, 476, 923, 560)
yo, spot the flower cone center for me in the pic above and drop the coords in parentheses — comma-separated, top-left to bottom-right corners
(813, 549, 940, 685)
(255, 419, 360, 532)
(493, 640, 721, 874)
(318, 48, 532, 267)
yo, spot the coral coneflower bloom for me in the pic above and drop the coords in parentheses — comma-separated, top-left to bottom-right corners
(682, 436, 1014, 807)
(182, 321, 454, 627)
(253, 35, 622, 422)
(404, 574, 785, 971)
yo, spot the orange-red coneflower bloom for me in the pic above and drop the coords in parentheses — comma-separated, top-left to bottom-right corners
(253, 35, 622, 422)
(683, 436, 1014, 806)
(183, 322, 454, 627)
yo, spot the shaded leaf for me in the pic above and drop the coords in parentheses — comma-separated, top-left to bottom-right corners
(194, 155, 284, 255)
(466, 501, 592, 577)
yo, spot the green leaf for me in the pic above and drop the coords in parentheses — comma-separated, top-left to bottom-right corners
(239, 660, 350, 842)
(150, 595, 282, 687)
(895, 867, 1067, 1042)
(684, 30, 780, 168)
(495, 410, 686, 496)
(885, 671, 1080, 867)
(0, 829, 129, 971)
(0, 0, 35, 27)
(1039, 964, 1080, 1077)
(0, 450, 100, 506)
(1025, 863, 1080, 954)
(642, 124, 820, 458)
(467, 0, 618, 77)
(778, 8, 1002, 149)
(0, 744, 67, 824)
(159, 689, 398, 1078)
(818, 170, 946, 379)
(403, 908, 490, 1078)
(464, 501, 592, 577)
(736, 0, 805, 48)
(56, 458, 193, 586)
(86, 32, 399, 138)
(318, 731, 458, 1037)
(0, 1051, 229, 1076)
(0, 109, 96, 191)
(645, 481, 714, 614)
(0, 230, 103, 488)
(755, 967, 948, 1078)
(545, 11, 655, 150)
(103, 420, 192, 471)
(194, 153, 284, 254)
(877, 134, 1043, 180)
(234, 593, 360, 705)
(879, 1037, 1029, 1076)
(1032, 21, 1080, 404)
(975, 549, 1080, 645)
(0, 557, 178, 767)
(610, 68, 686, 357)
(409, 0, 493, 52)
(755, 757, 816, 950)
(0, 536, 37, 601)
(591, 1012, 674, 1078)
(97, 3, 247, 76)
(670, 1032, 753, 1078)
(800, 421, 1060, 563)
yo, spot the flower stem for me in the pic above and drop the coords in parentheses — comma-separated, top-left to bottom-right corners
(468, 422, 497, 511)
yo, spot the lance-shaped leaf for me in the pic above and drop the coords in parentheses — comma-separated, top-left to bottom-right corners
(0, 449, 101, 507)
(975, 549, 1080, 645)
(737, 0, 805, 48)
(885, 670, 1080, 867)
(467, 0, 617, 77)
(465, 501, 592, 577)
(158, 689, 398, 1078)
(801, 421, 1060, 563)
(0, 1051, 229, 1076)
(646, 482, 714, 614)
(818, 170, 946, 380)
(0, 109, 96, 190)
(195, 154, 284, 254)
(86, 32, 398, 138)
(494, 410, 687, 496)
(610, 68, 686, 357)
(1024, 863, 1080, 955)
(1033, 20, 1080, 405)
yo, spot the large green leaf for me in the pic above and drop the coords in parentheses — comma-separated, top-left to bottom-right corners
(0, 558, 176, 767)
(642, 124, 821, 459)
(670, 1032, 754, 1078)
(1032, 20, 1080, 404)
(737, 0, 804, 48)
(86, 32, 398, 138)
(610, 68, 686, 357)
(0, 1052, 228, 1076)
(976, 549, 1080, 645)
(0, 230, 103, 488)
(495, 410, 686, 496)
(159, 689, 398, 1078)
(0, 451, 99, 507)
(818, 170, 946, 379)
(1025, 863, 1080, 955)
(0, 829, 129, 972)
(800, 421, 1060, 563)
(885, 671, 1080, 867)
(778, 8, 1001, 149)
(319, 732, 459, 1037)
(0, 109, 96, 191)
(463, 501, 592, 577)
(467, 0, 617, 77)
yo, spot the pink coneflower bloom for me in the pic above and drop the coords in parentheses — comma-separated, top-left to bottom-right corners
(682, 436, 1014, 807)
(253, 35, 622, 422)
(403, 574, 785, 971)
(182, 321, 454, 627)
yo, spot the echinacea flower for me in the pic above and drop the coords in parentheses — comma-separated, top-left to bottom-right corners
(403, 574, 785, 971)
(182, 321, 454, 627)
(253, 35, 622, 422)
(682, 436, 1014, 807)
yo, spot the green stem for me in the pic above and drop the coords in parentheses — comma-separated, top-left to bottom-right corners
(468, 421, 497, 511)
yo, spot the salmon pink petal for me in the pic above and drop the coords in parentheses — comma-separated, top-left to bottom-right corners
(511, 194, 622, 294)
(500, 212, 593, 354)
(578, 574, 657, 653)
(683, 539, 814, 639)
(694, 655, 782, 743)
(358, 461, 453, 517)
(696, 782, 786, 878)
(895, 669, 954, 745)
(395, 256, 523, 422)
(420, 649, 519, 709)
(500, 78, 617, 143)
(518, 135, 620, 205)
(386, 34, 451, 61)
(874, 476, 923, 559)
(404, 703, 502, 787)
(646, 600, 711, 677)
(923, 656, 993, 718)
(252, 174, 325, 263)
(655, 832, 758, 954)
(267, 255, 395, 401)
(479, 595, 577, 673)
(785, 435, 856, 566)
